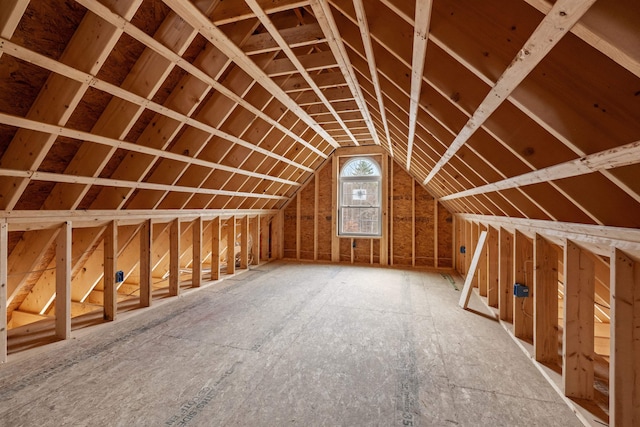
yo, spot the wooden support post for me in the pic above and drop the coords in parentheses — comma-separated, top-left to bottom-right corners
(227, 216, 236, 274)
(260, 215, 269, 262)
(1, 223, 7, 363)
(471, 222, 479, 288)
(273, 211, 284, 260)
(240, 215, 249, 269)
(296, 193, 301, 260)
(478, 224, 488, 297)
(139, 219, 152, 307)
(251, 215, 260, 266)
(434, 199, 439, 268)
(499, 227, 513, 322)
(314, 175, 319, 261)
(211, 217, 220, 280)
(192, 216, 202, 287)
(389, 158, 394, 266)
(610, 248, 640, 426)
(331, 155, 340, 263)
(487, 226, 499, 308)
(169, 218, 180, 296)
(464, 221, 472, 275)
(534, 234, 559, 363)
(411, 180, 415, 267)
(55, 221, 71, 340)
(513, 231, 534, 341)
(459, 231, 487, 309)
(379, 153, 389, 266)
(350, 238, 354, 264)
(103, 221, 117, 321)
(563, 240, 595, 400)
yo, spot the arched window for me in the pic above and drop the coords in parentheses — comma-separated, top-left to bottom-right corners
(339, 157, 382, 236)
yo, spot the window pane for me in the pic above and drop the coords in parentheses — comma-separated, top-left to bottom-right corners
(342, 181, 379, 206)
(341, 207, 380, 235)
(341, 158, 380, 177)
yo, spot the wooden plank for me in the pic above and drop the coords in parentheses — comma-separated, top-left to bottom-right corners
(610, 248, 640, 427)
(499, 227, 514, 322)
(163, 0, 340, 148)
(0, 223, 7, 363)
(486, 226, 499, 307)
(459, 231, 488, 309)
(169, 219, 180, 296)
(260, 216, 270, 262)
(139, 219, 152, 307)
(55, 222, 71, 340)
(405, 0, 433, 170)
(478, 224, 488, 297)
(434, 199, 439, 268)
(103, 221, 117, 321)
(424, 0, 598, 185)
(211, 217, 221, 280)
(314, 174, 319, 261)
(251, 215, 260, 266)
(563, 240, 595, 399)
(227, 217, 236, 275)
(312, 0, 380, 146)
(513, 231, 534, 340)
(331, 155, 340, 262)
(442, 139, 640, 202)
(379, 153, 389, 265)
(192, 217, 202, 287)
(296, 193, 301, 260)
(240, 216, 249, 269)
(0, 0, 28, 59)
(534, 234, 559, 363)
(412, 180, 416, 266)
(389, 157, 394, 266)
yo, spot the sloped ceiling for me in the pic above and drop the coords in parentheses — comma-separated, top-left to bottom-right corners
(0, 0, 638, 225)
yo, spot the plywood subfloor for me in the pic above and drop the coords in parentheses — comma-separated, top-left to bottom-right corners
(0, 262, 582, 426)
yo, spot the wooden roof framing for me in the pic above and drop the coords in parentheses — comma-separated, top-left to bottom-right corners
(0, 0, 638, 362)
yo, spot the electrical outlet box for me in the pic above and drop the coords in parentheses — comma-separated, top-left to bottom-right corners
(460, 246, 466, 254)
(513, 283, 529, 298)
(115, 270, 124, 283)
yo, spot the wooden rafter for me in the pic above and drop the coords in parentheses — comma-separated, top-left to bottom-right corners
(311, 0, 381, 146)
(442, 139, 640, 201)
(405, 0, 432, 171)
(352, 0, 393, 155)
(423, 0, 598, 185)
(76, 0, 329, 160)
(162, 0, 342, 149)
(246, 0, 360, 147)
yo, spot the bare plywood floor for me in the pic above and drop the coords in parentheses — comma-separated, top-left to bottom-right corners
(0, 262, 581, 426)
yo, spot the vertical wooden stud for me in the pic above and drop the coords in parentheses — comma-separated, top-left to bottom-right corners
(55, 221, 71, 340)
(487, 226, 499, 308)
(251, 215, 260, 266)
(260, 215, 269, 262)
(471, 222, 479, 287)
(169, 218, 180, 296)
(350, 238, 354, 264)
(296, 194, 301, 260)
(273, 211, 284, 259)
(534, 234, 558, 363)
(499, 227, 513, 322)
(434, 199, 439, 268)
(1, 223, 8, 363)
(411, 180, 415, 267)
(331, 155, 340, 262)
(192, 216, 202, 287)
(240, 215, 249, 269)
(380, 153, 389, 266)
(610, 248, 640, 427)
(140, 219, 152, 307)
(563, 240, 594, 399)
(389, 157, 394, 266)
(370, 239, 374, 265)
(314, 174, 319, 261)
(478, 224, 488, 297)
(227, 216, 236, 274)
(103, 221, 117, 321)
(513, 230, 534, 340)
(211, 217, 220, 280)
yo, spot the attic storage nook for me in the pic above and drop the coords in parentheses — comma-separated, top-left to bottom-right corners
(0, 0, 638, 425)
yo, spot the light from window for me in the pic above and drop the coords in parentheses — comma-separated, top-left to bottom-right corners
(339, 157, 381, 236)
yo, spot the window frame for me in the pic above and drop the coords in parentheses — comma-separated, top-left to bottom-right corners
(338, 157, 382, 238)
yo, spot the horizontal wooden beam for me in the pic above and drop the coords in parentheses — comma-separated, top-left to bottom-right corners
(458, 213, 640, 257)
(441, 139, 640, 201)
(1, 209, 278, 231)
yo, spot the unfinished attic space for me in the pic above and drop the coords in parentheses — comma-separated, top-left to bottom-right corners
(0, 0, 638, 425)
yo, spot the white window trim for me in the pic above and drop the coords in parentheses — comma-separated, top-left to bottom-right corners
(338, 157, 382, 237)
